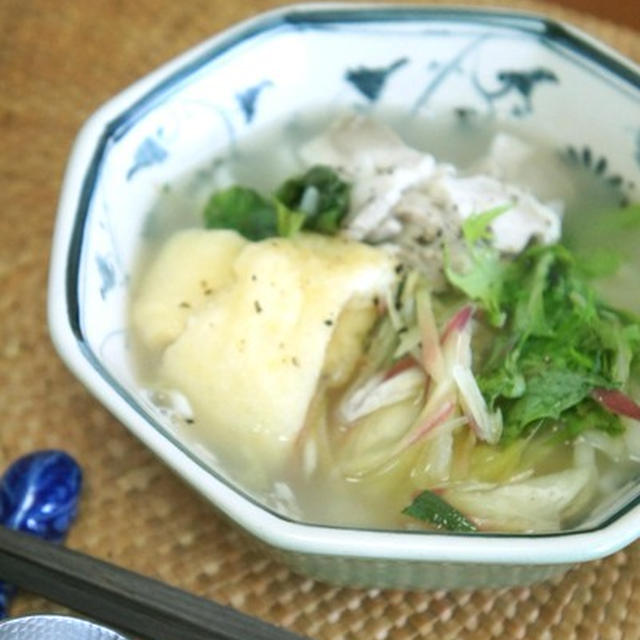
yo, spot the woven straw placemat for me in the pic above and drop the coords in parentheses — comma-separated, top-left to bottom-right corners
(1, 1, 639, 638)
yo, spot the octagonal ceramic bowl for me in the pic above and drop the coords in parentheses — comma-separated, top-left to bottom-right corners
(48, 4, 640, 589)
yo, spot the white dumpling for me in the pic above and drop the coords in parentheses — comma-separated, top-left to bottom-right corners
(157, 231, 395, 475)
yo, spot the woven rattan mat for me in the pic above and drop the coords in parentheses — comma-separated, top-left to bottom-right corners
(1, 0, 639, 638)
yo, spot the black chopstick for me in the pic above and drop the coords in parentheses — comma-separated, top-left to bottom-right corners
(0, 525, 308, 640)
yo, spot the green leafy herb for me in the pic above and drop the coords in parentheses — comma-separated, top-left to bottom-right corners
(575, 202, 640, 235)
(444, 205, 511, 326)
(202, 166, 350, 241)
(471, 243, 640, 442)
(203, 186, 277, 241)
(275, 200, 306, 237)
(402, 490, 477, 532)
(460, 204, 512, 245)
(564, 203, 640, 278)
(551, 398, 624, 443)
(613, 202, 640, 229)
(575, 248, 621, 279)
(510, 249, 555, 337)
(502, 367, 612, 441)
(275, 165, 350, 234)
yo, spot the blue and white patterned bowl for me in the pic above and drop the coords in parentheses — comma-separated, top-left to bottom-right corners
(48, 4, 640, 589)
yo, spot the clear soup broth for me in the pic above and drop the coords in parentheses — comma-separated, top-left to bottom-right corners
(130, 110, 640, 534)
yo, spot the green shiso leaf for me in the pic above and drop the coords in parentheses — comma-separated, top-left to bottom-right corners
(501, 367, 612, 441)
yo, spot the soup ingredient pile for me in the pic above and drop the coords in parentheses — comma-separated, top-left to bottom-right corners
(131, 115, 640, 534)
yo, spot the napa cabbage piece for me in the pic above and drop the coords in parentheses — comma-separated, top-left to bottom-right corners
(443, 467, 594, 532)
(149, 230, 395, 479)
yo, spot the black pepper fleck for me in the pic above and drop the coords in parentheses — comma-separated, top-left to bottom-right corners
(254, 300, 263, 313)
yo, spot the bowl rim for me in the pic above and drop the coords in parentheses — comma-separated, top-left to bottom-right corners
(48, 2, 640, 566)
